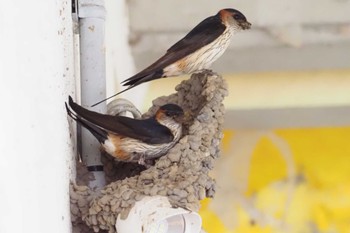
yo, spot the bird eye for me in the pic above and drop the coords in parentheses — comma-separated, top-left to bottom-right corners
(233, 14, 243, 20)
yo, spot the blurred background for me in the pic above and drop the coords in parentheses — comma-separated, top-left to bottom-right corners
(107, 1, 350, 232)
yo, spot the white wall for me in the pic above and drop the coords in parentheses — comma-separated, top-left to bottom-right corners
(0, 1, 75, 232)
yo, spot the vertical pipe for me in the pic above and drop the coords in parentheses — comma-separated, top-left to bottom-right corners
(78, 0, 106, 189)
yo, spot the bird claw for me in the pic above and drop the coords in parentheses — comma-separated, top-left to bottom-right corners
(138, 156, 154, 169)
(193, 69, 214, 75)
(201, 69, 214, 75)
(138, 156, 146, 166)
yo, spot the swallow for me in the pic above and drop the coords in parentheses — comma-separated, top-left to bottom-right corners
(65, 96, 184, 165)
(92, 8, 251, 107)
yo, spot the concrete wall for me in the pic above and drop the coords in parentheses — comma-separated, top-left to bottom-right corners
(0, 1, 75, 232)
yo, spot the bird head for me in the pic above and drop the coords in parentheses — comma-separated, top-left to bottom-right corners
(219, 8, 251, 30)
(156, 104, 185, 123)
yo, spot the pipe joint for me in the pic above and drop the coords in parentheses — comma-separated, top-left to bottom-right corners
(78, 0, 106, 19)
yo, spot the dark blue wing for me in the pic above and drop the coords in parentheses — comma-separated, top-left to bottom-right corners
(68, 97, 174, 144)
(122, 14, 226, 85)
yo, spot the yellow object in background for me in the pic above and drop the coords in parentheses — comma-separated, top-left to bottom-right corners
(200, 127, 350, 233)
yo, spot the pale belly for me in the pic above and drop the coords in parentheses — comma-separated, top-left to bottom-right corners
(103, 137, 177, 162)
(103, 123, 182, 162)
(163, 28, 233, 76)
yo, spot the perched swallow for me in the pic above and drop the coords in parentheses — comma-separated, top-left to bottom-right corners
(66, 96, 184, 165)
(92, 8, 251, 106)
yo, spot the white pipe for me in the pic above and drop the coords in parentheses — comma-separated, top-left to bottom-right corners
(78, 0, 106, 189)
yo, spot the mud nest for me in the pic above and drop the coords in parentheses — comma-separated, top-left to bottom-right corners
(70, 70, 228, 232)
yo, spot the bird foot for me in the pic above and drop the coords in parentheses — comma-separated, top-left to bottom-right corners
(138, 156, 153, 169)
(138, 156, 146, 166)
(194, 69, 214, 75)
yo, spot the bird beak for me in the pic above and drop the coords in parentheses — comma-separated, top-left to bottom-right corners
(176, 114, 185, 123)
(176, 111, 190, 123)
(240, 21, 251, 30)
(182, 111, 192, 123)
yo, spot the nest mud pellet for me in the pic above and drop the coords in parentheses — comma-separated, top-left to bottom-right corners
(70, 71, 228, 233)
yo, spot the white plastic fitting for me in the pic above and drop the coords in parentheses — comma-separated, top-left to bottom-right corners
(107, 98, 142, 119)
(116, 196, 202, 233)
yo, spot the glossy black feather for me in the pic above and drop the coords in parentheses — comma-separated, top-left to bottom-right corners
(167, 13, 225, 53)
(68, 96, 174, 144)
(122, 13, 226, 86)
(65, 102, 108, 143)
